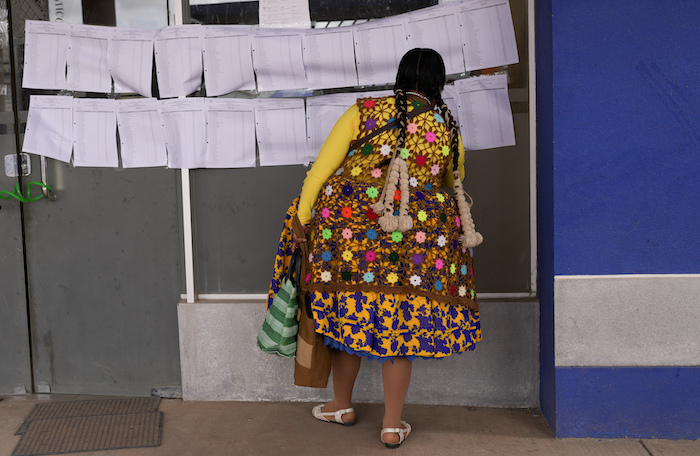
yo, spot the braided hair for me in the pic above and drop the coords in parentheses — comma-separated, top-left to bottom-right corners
(393, 48, 460, 173)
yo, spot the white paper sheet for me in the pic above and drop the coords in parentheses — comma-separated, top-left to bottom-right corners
(66, 24, 113, 93)
(353, 17, 408, 86)
(116, 98, 167, 168)
(306, 93, 359, 156)
(456, 0, 519, 71)
(73, 98, 119, 167)
(255, 98, 310, 166)
(252, 29, 307, 92)
(441, 84, 460, 128)
(159, 98, 206, 169)
(204, 98, 256, 168)
(454, 74, 515, 150)
(259, 0, 311, 29)
(154, 25, 203, 99)
(202, 25, 256, 96)
(22, 95, 74, 163)
(302, 28, 358, 90)
(22, 21, 70, 90)
(405, 3, 466, 75)
(109, 28, 156, 97)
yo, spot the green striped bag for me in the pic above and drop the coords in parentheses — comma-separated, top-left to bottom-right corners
(257, 249, 302, 357)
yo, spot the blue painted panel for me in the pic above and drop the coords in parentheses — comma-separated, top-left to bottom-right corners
(556, 366, 700, 439)
(550, 0, 700, 275)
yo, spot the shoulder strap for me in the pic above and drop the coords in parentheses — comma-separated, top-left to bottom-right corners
(348, 103, 434, 152)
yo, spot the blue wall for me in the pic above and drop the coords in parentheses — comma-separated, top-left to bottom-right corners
(550, 0, 700, 275)
(537, 0, 700, 438)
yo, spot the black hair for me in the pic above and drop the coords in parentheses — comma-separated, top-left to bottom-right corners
(393, 48, 460, 173)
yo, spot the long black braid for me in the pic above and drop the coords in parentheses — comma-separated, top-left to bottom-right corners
(433, 92, 461, 174)
(393, 88, 409, 154)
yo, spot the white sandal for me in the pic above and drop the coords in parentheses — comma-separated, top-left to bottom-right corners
(381, 420, 411, 449)
(311, 403, 356, 426)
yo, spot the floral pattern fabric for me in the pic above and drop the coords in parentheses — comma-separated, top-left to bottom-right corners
(268, 96, 481, 360)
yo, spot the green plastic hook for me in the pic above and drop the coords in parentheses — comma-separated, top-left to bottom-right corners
(0, 181, 53, 203)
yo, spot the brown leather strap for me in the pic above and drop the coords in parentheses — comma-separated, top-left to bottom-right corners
(348, 103, 434, 152)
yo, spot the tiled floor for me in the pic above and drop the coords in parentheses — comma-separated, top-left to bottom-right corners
(1, 395, 698, 456)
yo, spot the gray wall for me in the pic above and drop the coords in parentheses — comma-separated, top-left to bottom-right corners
(178, 300, 538, 407)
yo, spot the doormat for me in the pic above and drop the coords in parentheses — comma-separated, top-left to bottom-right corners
(16, 397, 160, 435)
(12, 397, 162, 456)
(12, 411, 162, 456)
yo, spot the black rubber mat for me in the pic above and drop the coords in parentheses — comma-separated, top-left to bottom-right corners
(16, 397, 160, 435)
(12, 411, 162, 456)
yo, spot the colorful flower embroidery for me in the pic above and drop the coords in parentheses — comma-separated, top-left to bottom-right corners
(341, 271, 351, 280)
(437, 235, 447, 247)
(394, 190, 401, 200)
(387, 273, 398, 284)
(365, 250, 376, 262)
(430, 164, 440, 175)
(325, 185, 333, 196)
(416, 192, 425, 200)
(425, 131, 436, 143)
(380, 144, 392, 156)
(440, 213, 447, 223)
(459, 286, 467, 297)
(350, 167, 362, 177)
(321, 271, 332, 282)
(322, 229, 332, 239)
(366, 209, 378, 220)
(456, 216, 461, 227)
(461, 265, 468, 275)
(342, 250, 353, 261)
(389, 252, 399, 262)
(435, 280, 443, 291)
(450, 263, 457, 274)
(407, 122, 418, 134)
(400, 148, 410, 159)
(409, 177, 418, 187)
(411, 100, 423, 108)
(409, 275, 422, 286)
(342, 228, 353, 240)
(363, 272, 375, 283)
(435, 259, 444, 270)
(321, 208, 331, 218)
(348, 150, 356, 157)
(441, 145, 450, 156)
(342, 185, 353, 195)
(366, 229, 378, 240)
(321, 251, 332, 262)
(391, 231, 403, 243)
(341, 207, 352, 218)
(335, 167, 344, 175)
(361, 144, 373, 155)
(415, 231, 426, 243)
(306, 273, 311, 283)
(416, 155, 427, 166)
(412, 254, 423, 265)
(417, 211, 428, 222)
(471, 289, 476, 299)
(434, 113, 444, 123)
(366, 187, 379, 198)
(309, 253, 314, 262)
(371, 168, 382, 178)
(425, 183, 433, 190)
(363, 99, 375, 108)
(436, 193, 445, 203)
(365, 119, 376, 130)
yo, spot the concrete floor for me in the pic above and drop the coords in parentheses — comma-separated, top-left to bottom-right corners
(1, 395, 698, 456)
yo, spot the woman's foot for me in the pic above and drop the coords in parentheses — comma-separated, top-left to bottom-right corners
(380, 420, 411, 448)
(312, 401, 356, 425)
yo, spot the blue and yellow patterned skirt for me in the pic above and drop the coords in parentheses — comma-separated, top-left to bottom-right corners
(268, 187, 482, 361)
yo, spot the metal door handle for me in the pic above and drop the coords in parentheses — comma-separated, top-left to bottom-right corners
(40, 156, 56, 201)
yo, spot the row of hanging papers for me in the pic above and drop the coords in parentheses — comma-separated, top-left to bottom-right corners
(22, 0, 518, 97)
(21, 74, 515, 168)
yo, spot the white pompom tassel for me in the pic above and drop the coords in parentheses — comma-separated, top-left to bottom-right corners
(452, 170, 483, 248)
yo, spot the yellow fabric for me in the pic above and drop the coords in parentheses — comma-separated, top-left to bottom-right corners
(298, 102, 466, 224)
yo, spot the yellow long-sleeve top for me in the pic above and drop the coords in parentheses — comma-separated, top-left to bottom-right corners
(298, 104, 466, 225)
